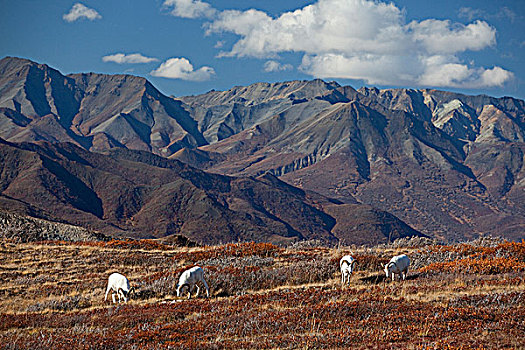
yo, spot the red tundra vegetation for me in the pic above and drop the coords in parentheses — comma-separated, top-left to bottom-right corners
(0, 238, 523, 349)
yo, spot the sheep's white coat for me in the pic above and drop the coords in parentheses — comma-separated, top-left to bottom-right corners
(384, 254, 410, 281)
(105, 273, 132, 303)
(340, 255, 355, 285)
(176, 266, 209, 299)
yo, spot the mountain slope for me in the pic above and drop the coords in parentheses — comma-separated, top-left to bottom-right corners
(0, 57, 207, 156)
(178, 79, 354, 143)
(174, 83, 525, 242)
(0, 138, 420, 244)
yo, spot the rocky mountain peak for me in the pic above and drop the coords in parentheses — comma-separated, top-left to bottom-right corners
(0, 56, 207, 156)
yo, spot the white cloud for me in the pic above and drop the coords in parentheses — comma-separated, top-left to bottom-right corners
(150, 57, 215, 81)
(102, 53, 159, 64)
(419, 59, 478, 88)
(408, 19, 496, 54)
(300, 53, 420, 86)
(478, 67, 514, 87)
(206, 0, 408, 58)
(301, 53, 513, 89)
(163, 0, 216, 19)
(63, 3, 101, 22)
(419, 59, 514, 88)
(199, 0, 512, 88)
(264, 60, 293, 72)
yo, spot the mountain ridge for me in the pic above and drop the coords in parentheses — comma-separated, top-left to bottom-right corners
(0, 137, 421, 244)
(1, 56, 524, 242)
(0, 56, 207, 157)
(173, 74, 524, 241)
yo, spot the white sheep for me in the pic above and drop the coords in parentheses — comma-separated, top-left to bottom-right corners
(340, 255, 355, 285)
(176, 266, 209, 299)
(384, 254, 410, 281)
(104, 272, 134, 303)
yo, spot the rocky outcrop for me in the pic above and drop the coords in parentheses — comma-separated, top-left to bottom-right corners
(0, 211, 108, 242)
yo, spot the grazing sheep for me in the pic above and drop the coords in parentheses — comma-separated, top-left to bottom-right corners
(104, 273, 134, 303)
(340, 255, 355, 285)
(384, 254, 410, 281)
(176, 266, 209, 299)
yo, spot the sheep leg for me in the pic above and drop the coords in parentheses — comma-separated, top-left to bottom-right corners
(177, 284, 187, 298)
(403, 268, 408, 281)
(202, 279, 210, 297)
(187, 285, 192, 299)
(120, 289, 128, 303)
(112, 292, 117, 304)
(392, 273, 395, 281)
(104, 286, 111, 301)
(195, 284, 200, 297)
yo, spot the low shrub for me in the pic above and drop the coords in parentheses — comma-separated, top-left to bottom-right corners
(175, 242, 281, 263)
(25, 295, 91, 312)
(419, 257, 525, 275)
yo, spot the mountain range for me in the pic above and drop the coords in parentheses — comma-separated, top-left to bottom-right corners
(1, 56, 524, 243)
(0, 137, 419, 245)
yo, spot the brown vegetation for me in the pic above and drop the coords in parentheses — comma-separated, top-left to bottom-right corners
(0, 239, 524, 349)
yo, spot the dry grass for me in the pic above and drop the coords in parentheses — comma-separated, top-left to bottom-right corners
(0, 239, 524, 349)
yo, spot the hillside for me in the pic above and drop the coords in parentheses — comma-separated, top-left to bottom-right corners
(0, 138, 420, 245)
(1, 239, 523, 349)
(0, 211, 108, 242)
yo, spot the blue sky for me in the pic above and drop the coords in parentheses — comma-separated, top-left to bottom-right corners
(1, 0, 523, 99)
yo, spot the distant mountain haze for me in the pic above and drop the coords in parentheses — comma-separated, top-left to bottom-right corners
(1, 56, 524, 242)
